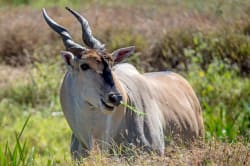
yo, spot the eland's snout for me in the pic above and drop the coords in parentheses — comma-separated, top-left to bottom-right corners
(108, 93, 123, 106)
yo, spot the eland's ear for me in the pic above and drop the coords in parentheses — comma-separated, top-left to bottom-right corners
(112, 46, 135, 63)
(60, 51, 75, 66)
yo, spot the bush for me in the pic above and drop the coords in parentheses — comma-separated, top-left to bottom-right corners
(150, 29, 196, 71)
(0, 8, 41, 66)
(187, 60, 250, 141)
(150, 30, 250, 75)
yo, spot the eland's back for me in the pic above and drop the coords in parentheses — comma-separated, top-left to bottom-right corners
(114, 64, 204, 144)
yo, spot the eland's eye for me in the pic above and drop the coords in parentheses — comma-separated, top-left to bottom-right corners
(80, 64, 90, 71)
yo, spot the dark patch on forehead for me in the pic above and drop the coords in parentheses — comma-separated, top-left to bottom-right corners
(102, 58, 114, 87)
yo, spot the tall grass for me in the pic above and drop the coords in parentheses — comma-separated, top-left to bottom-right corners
(0, 115, 35, 166)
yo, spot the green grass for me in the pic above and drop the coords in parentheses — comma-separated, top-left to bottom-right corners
(0, 111, 72, 165)
(0, 62, 71, 165)
(0, 98, 71, 165)
(120, 102, 146, 116)
(0, 115, 33, 166)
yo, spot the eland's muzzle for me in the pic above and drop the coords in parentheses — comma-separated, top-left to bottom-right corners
(108, 93, 123, 106)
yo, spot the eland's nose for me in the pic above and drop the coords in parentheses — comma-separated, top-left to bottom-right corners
(108, 93, 123, 106)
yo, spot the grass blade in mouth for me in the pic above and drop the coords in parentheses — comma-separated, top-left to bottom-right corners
(120, 101, 146, 116)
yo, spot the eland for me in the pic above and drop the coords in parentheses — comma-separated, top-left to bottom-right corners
(42, 7, 204, 158)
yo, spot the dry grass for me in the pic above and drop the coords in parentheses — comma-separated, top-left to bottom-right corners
(0, 7, 48, 66)
(0, 65, 28, 88)
(0, 4, 242, 66)
(71, 140, 249, 166)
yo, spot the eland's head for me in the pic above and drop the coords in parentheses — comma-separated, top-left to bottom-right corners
(42, 7, 134, 114)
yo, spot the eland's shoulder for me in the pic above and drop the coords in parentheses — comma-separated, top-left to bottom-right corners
(113, 63, 139, 74)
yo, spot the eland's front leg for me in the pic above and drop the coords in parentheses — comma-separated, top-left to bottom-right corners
(70, 133, 89, 159)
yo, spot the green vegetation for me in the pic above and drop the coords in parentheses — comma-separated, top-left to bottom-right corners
(152, 31, 250, 140)
(188, 59, 250, 140)
(0, 0, 249, 165)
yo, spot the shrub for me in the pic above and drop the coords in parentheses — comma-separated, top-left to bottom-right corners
(150, 30, 250, 75)
(187, 60, 250, 140)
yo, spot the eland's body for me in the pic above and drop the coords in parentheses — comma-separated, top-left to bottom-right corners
(43, 7, 204, 159)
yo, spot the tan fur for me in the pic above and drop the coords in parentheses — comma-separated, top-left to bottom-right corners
(113, 64, 204, 146)
(144, 72, 204, 139)
(79, 50, 114, 74)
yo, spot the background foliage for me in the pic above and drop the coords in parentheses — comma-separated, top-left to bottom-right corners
(0, 0, 249, 165)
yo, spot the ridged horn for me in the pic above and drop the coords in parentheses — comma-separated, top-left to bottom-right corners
(42, 8, 84, 51)
(65, 7, 105, 50)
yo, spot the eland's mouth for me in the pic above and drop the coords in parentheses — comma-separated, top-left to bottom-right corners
(101, 99, 114, 111)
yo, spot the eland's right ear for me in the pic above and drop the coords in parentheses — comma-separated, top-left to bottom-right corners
(60, 51, 75, 66)
(112, 46, 135, 64)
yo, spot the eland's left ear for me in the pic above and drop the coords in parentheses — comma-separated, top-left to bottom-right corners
(112, 46, 135, 63)
(60, 51, 75, 67)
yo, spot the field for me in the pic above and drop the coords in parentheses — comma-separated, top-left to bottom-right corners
(0, 0, 249, 165)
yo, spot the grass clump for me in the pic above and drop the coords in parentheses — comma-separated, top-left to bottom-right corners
(0, 115, 35, 166)
(0, 110, 72, 165)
